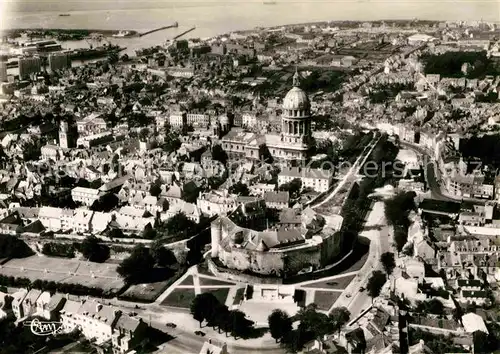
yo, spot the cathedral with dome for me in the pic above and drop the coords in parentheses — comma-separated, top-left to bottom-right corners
(218, 70, 314, 163)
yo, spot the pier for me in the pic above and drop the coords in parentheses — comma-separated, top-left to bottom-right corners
(139, 22, 179, 37)
(173, 26, 196, 40)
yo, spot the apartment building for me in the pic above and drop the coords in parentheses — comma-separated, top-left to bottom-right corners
(76, 132, 114, 148)
(18, 56, 42, 80)
(60, 299, 146, 352)
(278, 167, 333, 193)
(196, 191, 238, 217)
(76, 113, 108, 136)
(169, 111, 187, 128)
(48, 52, 71, 71)
(186, 111, 210, 127)
(71, 187, 103, 206)
(111, 313, 147, 354)
(38, 206, 63, 231)
(263, 191, 290, 210)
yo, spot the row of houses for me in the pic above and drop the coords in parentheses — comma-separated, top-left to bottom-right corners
(0, 206, 155, 235)
(10, 289, 146, 354)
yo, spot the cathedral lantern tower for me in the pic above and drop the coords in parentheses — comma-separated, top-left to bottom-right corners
(59, 120, 76, 149)
(281, 69, 311, 146)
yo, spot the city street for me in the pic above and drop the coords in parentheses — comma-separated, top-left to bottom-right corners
(331, 201, 390, 320)
(401, 141, 487, 205)
(137, 305, 283, 354)
(311, 133, 381, 210)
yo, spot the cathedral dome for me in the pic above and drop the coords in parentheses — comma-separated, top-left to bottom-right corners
(283, 86, 310, 110)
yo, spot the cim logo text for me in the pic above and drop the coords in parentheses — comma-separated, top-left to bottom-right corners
(24, 319, 64, 336)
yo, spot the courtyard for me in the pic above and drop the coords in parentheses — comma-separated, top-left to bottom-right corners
(0, 255, 124, 292)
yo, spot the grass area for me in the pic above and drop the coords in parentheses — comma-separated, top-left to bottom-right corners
(178, 275, 194, 286)
(314, 291, 341, 312)
(233, 287, 245, 305)
(198, 276, 235, 286)
(301, 274, 356, 290)
(200, 287, 230, 305)
(120, 267, 187, 303)
(121, 280, 173, 303)
(161, 288, 196, 308)
(197, 262, 215, 276)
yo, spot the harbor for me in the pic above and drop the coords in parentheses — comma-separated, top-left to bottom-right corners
(173, 27, 196, 40)
(1, 22, 186, 66)
(139, 22, 179, 37)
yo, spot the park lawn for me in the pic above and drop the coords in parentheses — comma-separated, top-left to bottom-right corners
(161, 288, 197, 308)
(178, 275, 194, 286)
(198, 276, 235, 286)
(200, 287, 230, 305)
(233, 287, 245, 306)
(121, 279, 173, 302)
(314, 291, 341, 312)
(301, 274, 356, 290)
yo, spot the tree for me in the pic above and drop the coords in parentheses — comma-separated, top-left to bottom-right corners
(279, 178, 302, 199)
(268, 309, 293, 343)
(139, 127, 150, 141)
(210, 303, 229, 333)
(282, 327, 307, 353)
(149, 183, 162, 197)
(183, 182, 200, 203)
(190, 293, 219, 328)
(212, 144, 228, 164)
(161, 199, 169, 212)
(329, 307, 350, 335)
(473, 330, 488, 353)
(228, 182, 250, 196)
(393, 226, 408, 253)
(229, 310, 253, 339)
(380, 252, 396, 275)
(367, 271, 387, 302)
(416, 299, 445, 316)
(162, 135, 181, 154)
(165, 212, 196, 235)
(22, 140, 41, 161)
(142, 224, 157, 239)
(384, 191, 416, 227)
(117, 245, 155, 283)
(0, 236, 33, 259)
(298, 304, 333, 338)
(107, 228, 124, 239)
(150, 241, 177, 267)
(80, 235, 110, 263)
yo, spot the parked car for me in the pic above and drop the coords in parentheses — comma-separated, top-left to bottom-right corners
(166, 322, 177, 328)
(194, 331, 206, 337)
(346, 293, 351, 298)
(128, 312, 138, 316)
(359, 286, 365, 292)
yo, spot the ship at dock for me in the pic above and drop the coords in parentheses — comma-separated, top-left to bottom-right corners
(69, 44, 126, 60)
(112, 30, 132, 38)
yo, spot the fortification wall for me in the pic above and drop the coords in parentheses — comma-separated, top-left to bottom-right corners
(207, 257, 284, 284)
(219, 246, 285, 276)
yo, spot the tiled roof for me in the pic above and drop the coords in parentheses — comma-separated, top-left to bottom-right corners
(264, 191, 289, 204)
(115, 314, 142, 332)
